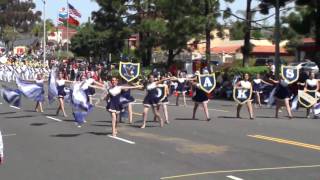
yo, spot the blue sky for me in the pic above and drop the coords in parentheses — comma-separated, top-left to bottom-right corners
(34, 0, 100, 24)
(34, 0, 290, 25)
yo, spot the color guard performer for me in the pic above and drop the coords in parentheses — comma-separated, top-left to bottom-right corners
(191, 78, 211, 121)
(141, 74, 170, 128)
(304, 72, 319, 118)
(235, 73, 254, 119)
(273, 76, 293, 119)
(102, 77, 142, 136)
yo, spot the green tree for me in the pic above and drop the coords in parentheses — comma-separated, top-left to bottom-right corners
(0, 0, 41, 48)
(157, 0, 207, 66)
(32, 19, 55, 37)
(70, 23, 99, 58)
(229, 21, 245, 40)
(285, 0, 320, 46)
(2, 26, 18, 50)
(0, 0, 41, 33)
(92, 0, 131, 59)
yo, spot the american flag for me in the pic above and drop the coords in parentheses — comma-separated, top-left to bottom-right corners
(68, 3, 81, 18)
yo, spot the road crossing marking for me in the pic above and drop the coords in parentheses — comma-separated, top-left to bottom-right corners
(0, 102, 3, 104)
(248, 135, 320, 151)
(46, 116, 62, 122)
(227, 175, 244, 180)
(2, 133, 17, 137)
(9, 106, 20, 110)
(108, 135, 135, 144)
(160, 164, 320, 179)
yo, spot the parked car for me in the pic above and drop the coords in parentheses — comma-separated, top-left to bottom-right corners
(255, 58, 273, 66)
(254, 58, 285, 66)
(289, 61, 319, 73)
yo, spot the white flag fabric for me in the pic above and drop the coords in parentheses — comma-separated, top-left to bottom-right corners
(0, 130, 3, 163)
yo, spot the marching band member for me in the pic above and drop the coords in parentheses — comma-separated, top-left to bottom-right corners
(56, 71, 71, 117)
(304, 72, 319, 118)
(34, 73, 46, 113)
(99, 76, 141, 136)
(273, 76, 293, 119)
(253, 73, 272, 107)
(236, 73, 254, 119)
(154, 76, 170, 124)
(141, 74, 169, 129)
(191, 77, 211, 121)
(120, 86, 136, 124)
(81, 73, 101, 105)
(175, 71, 187, 106)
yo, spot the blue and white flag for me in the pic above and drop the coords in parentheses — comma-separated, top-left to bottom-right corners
(70, 82, 93, 125)
(314, 103, 320, 116)
(0, 130, 3, 163)
(73, 111, 88, 125)
(71, 82, 90, 110)
(48, 69, 58, 104)
(1, 87, 21, 107)
(16, 78, 43, 102)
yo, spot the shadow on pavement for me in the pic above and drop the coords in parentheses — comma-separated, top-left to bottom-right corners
(0, 112, 16, 115)
(30, 122, 48, 126)
(94, 120, 112, 123)
(5, 115, 35, 119)
(23, 110, 37, 113)
(175, 118, 203, 121)
(91, 124, 112, 127)
(87, 132, 110, 136)
(50, 133, 82, 137)
(218, 116, 237, 119)
(256, 116, 277, 119)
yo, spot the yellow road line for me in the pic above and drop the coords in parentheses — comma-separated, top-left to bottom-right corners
(160, 164, 320, 179)
(248, 135, 320, 151)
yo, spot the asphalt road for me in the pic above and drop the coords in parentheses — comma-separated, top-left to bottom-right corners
(0, 89, 320, 180)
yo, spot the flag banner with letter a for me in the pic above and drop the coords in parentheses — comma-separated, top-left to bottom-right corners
(298, 90, 318, 108)
(281, 65, 299, 84)
(233, 87, 253, 104)
(198, 73, 216, 93)
(119, 62, 140, 82)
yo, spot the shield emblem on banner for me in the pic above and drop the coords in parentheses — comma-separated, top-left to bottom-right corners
(119, 62, 140, 82)
(156, 85, 166, 102)
(198, 74, 216, 93)
(281, 66, 299, 84)
(298, 90, 318, 108)
(233, 87, 253, 104)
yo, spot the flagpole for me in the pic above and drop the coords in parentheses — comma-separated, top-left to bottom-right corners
(66, 0, 69, 54)
(42, 0, 46, 65)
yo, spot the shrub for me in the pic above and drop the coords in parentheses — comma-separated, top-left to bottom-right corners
(229, 66, 269, 76)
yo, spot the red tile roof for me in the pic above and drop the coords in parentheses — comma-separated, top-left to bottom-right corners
(210, 46, 241, 54)
(303, 38, 315, 43)
(252, 46, 289, 55)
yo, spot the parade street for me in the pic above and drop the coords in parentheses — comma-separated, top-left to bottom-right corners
(0, 90, 320, 180)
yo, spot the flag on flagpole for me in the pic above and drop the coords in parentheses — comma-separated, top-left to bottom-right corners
(67, 15, 80, 26)
(68, 3, 81, 18)
(58, 7, 68, 25)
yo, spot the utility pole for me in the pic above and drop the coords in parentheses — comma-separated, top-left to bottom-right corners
(274, 0, 281, 79)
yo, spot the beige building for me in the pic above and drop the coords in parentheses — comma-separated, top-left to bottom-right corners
(188, 29, 293, 63)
